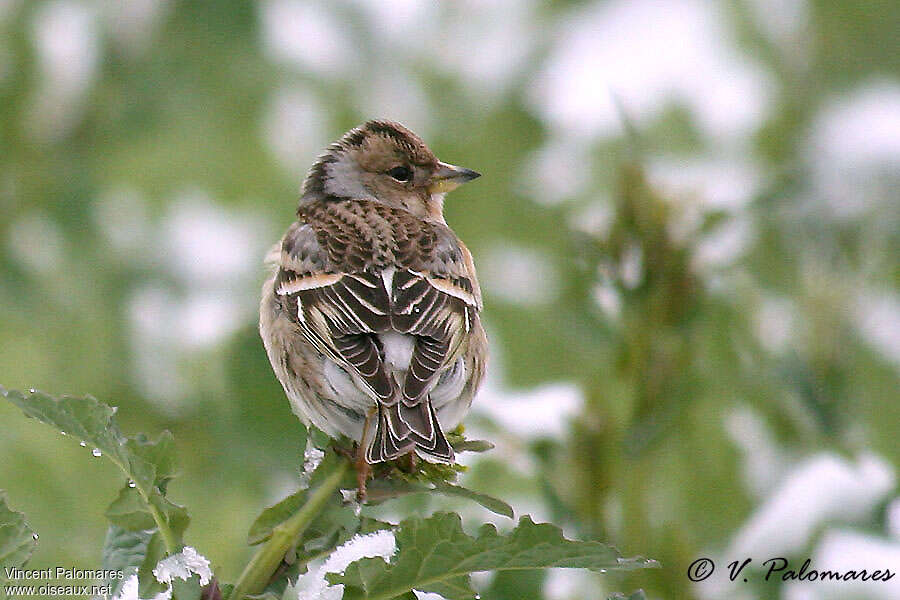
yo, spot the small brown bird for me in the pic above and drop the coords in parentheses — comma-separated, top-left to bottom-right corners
(260, 120, 487, 494)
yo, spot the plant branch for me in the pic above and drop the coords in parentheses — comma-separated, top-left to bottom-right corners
(144, 494, 179, 555)
(94, 453, 180, 556)
(228, 457, 350, 600)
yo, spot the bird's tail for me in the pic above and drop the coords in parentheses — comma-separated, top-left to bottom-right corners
(365, 400, 454, 464)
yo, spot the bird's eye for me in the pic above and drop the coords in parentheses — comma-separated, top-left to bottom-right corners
(387, 166, 412, 182)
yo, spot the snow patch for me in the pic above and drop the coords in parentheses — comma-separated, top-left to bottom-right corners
(153, 546, 213, 586)
(293, 530, 397, 600)
(727, 452, 895, 559)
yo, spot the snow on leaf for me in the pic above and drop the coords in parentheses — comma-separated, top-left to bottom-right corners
(330, 513, 658, 600)
(292, 531, 398, 600)
(114, 573, 172, 600)
(152, 546, 212, 586)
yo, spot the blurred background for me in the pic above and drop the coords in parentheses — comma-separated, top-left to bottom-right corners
(1, 0, 899, 598)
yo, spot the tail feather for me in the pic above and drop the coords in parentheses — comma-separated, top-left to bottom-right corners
(365, 401, 453, 464)
(366, 405, 414, 463)
(398, 400, 434, 443)
(414, 402, 454, 463)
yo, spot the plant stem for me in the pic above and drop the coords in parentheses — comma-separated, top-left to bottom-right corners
(144, 494, 179, 555)
(103, 453, 179, 555)
(228, 458, 350, 600)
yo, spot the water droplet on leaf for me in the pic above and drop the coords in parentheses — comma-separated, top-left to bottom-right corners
(92, 448, 102, 457)
(32, 533, 38, 540)
(28, 388, 35, 394)
(128, 480, 136, 488)
(60, 431, 67, 436)
(79, 441, 87, 447)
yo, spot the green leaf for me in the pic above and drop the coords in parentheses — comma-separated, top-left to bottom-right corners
(307, 426, 333, 451)
(364, 480, 513, 519)
(0, 491, 37, 573)
(247, 451, 358, 550)
(331, 512, 658, 600)
(1, 387, 175, 493)
(106, 486, 158, 531)
(434, 483, 514, 519)
(247, 488, 307, 545)
(2, 387, 131, 470)
(138, 532, 169, 598)
(126, 431, 178, 490)
(171, 574, 203, 600)
(147, 493, 190, 543)
(1, 387, 187, 553)
(101, 525, 154, 597)
(450, 439, 495, 453)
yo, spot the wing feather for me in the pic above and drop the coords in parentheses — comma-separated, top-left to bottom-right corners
(275, 199, 481, 463)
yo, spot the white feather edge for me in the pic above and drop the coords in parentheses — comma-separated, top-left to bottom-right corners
(276, 273, 344, 295)
(425, 276, 477, 307)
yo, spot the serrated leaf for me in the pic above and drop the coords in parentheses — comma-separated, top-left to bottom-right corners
(148, 493, 190, 542)
(331, 512, 658, 600)
(106, 486, 157, 531)
(125, 431, 177, 490)
(101, 525, 154, 597)
(1, 387, 175, 493)
(171, 574, 203, 600)
(433, 483, 513, 519)
(364, 480, 513, 519)
(0, 492, 37, 572)
(2, 387, 131, 470)
(1, 387, 188, 551)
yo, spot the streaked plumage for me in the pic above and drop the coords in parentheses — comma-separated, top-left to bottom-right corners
(260, 120, 487, 469)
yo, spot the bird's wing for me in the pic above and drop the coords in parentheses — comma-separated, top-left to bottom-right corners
(274, 221, 395, 402)
(280, 201, 482, 461)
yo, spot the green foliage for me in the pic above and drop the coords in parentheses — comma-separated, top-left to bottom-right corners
(2, 3, 897, 599)
(100, 526, 154, 597)
(1, 386, 188, 596)
(365, 480, 513, 519)
(0, 492, 37, 574)
(331, 512, 656, 600)
(2, 386, 655, 600)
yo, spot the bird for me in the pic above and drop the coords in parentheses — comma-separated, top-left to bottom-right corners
(259, 120, 488, 496)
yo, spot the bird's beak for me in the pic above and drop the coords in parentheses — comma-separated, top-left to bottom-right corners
(428, 162, 481, 194)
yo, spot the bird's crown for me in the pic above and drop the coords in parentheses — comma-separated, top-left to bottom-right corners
(302, 120, 438, 197)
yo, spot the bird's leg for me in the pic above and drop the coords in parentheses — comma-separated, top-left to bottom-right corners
(355, 413, 374, 501)
(405, 450, 417, 474)
(355, 447, 371, 502)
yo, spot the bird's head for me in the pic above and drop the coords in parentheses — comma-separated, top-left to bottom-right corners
(302, 120, 480, 221)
